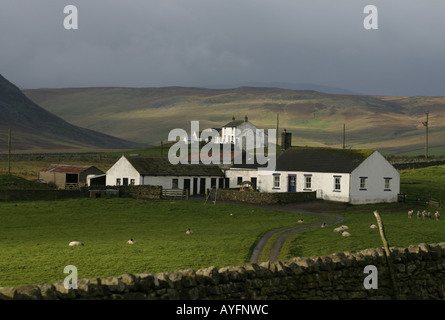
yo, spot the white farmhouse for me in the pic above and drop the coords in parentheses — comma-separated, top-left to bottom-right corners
(106, 155, 225, 196)
(229, 147, 400, 205)
(215, 116, 266, 149)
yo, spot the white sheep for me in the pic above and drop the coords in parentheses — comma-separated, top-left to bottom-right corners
(69, 241, 84, 246)
(321, 223, 328, 228)
(340, 225, 349, 230)
(341, 231, 351, 237)
(298, 219, 304, 223)
(126, 238, 135, 244)
(369, 223, 378, 229)
(186, 228, 193, 235)
(435, 211, 440, 221)
(333, 227, 344, 233)
(407, 210, 413, 218)
(417, 211, 421, 219)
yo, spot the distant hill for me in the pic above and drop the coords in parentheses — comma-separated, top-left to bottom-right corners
(22, 85, 445, 155)
(0, 74, 143, 153)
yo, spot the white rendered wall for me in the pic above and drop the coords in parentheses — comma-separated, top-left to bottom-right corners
(349, 151, 400, 204)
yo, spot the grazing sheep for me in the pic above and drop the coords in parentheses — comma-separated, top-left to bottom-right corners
(435, 211, 440, 221)
(408, 210, 414, 218)
(341, 225, 349, 230)
(298, 219, 304, 223)
(126, 238, 135, 245)
(186, 228, 193, 235)
(422, 211, 426, 220)
(333, 227, 344, 233)
(369, 224, 378, 229)
(321, 223, 328, 228)
(341, 231, 351, 237)
(417, 211, 421, 219)
(69, 241, 84, 246)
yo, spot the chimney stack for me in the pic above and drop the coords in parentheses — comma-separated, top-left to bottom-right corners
(281, 129, 292, 150)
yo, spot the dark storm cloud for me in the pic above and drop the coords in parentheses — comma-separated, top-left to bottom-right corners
(1, 0, 445, 95)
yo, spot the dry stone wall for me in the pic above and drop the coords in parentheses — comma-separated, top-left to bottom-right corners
(2, 242, 445, 300)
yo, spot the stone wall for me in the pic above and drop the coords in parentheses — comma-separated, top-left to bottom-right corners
(87, 185, 163, 200)
(2, 242, 445, 300)
(212, 189, 316, 205)
(0, 189, 86, 201)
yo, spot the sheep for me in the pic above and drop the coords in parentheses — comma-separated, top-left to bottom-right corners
(186, 228, 193, 235)
(341, 230, 351, 237)
(435, 211, 440, 221)
(417, 211, 421, 219)
(69, 241, 84, 246)
(340, 225, 349, 230)
(427, 212, 432, 219)
(321, 223, 328, 228)
(333, 227, 344, 233)
(298, 219, 304, 223)
(422, 211, 426, 220)
(369, 223, 378, 229)
(126, 238, 135, 245)
(408, 210, 414, 218)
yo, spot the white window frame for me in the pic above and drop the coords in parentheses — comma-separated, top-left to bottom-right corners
(304, 174, 312, 190)
(384, 177, 392, 191)
(360, 177, 367, 190)
(273, 174, 280, 189)
(334, 176, 341, 192)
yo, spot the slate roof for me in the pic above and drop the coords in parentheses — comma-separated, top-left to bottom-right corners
(40, 164, 101, 174)
(275, 147, 375, 173)
(222, 120, 245, 128)
(124, 156, 224, 177)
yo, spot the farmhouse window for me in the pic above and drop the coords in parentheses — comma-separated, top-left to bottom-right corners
(273, 174, 280, 189)
(237, 177, 243, 185)
(123, 178, 129, 186)
(116, 178, 121, 186)
(360, 177, 367, 190)
(384, 177, 392, 191)
(334, 176, 341, 191)
(130, 179, 135, 185)
(172, 179, 179, 189)
(304, 175, 312, 190)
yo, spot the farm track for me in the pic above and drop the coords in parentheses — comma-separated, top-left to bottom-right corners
(249, 207, 344, 263)
(195, 196, 348, 264)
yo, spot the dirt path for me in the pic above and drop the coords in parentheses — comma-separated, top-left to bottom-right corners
(247, 201, 347, 263)
(196, 196, 349, 264)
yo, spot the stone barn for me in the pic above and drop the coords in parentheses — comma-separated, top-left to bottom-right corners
(39, 164, 104, 189)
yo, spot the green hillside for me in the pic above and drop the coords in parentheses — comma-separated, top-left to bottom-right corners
(22, 86, 445, 155)
(0, 74, 143, 153)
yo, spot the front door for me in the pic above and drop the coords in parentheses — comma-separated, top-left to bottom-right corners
(183, 179, 191, 193)
(193, 178, 198, 196)
(288, 175, 296, 192)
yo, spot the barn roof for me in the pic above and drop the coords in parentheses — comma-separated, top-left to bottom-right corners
(124, 156, 224, 176)
(274, 147, 375, 173)
(40, 164, 101, 174)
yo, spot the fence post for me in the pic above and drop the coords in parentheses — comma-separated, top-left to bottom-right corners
(373, 210, 400, 300)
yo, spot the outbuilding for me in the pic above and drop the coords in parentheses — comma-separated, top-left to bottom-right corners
(39, 164, 105, 189)
(106, 155, 225, 196)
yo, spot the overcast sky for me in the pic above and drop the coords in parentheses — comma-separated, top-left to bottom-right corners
(1, 0, 444, 95)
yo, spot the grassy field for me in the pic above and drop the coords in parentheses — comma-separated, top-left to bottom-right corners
(1, 162, 445, 288)
(280, 202, 445, 261)
(0, 198, 316, 287)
